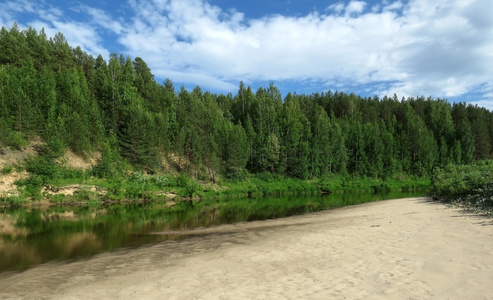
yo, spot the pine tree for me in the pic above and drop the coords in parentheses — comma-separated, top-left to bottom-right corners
(309, 106, 331, 177)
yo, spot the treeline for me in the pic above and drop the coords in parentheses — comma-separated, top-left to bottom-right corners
(1, 24, 492, 181)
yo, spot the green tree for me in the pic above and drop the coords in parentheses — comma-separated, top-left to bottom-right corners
(403, 104, 437, 176)
(309, 106, 331, 177)
(222, 121, 249, 178)
(282, 94, 311, 179)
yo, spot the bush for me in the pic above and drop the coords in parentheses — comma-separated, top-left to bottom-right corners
(58, 168, 84, 180)
(6, 131, 29, 150)
(24, 156, 59, 180)
(104, 181, 124, 200)
(16, 175, 43, 199)
(124, 184, 143, 199)
(130, 171, 148, 185)
(1, 165, 13, 175)
(0, 195, 28, 206)
(175, 173, 190, 188)
(152, 174, 173, 188)
(180, 178, 202, 198)
(256, 172, 275, 182)
(49, 193, 66, 204)
(72, 189, 93, 202)
(430, 160, 493, 210)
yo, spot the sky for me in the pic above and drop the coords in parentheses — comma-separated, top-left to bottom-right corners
(1, 0, 492, 110)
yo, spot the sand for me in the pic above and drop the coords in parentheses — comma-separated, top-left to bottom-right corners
(1, 197, 493, 299)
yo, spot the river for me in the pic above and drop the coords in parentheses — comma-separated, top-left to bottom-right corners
(0, 191, 424, 272)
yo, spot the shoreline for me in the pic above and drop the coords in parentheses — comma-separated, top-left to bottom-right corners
(1, 197, 493, 299)
(1, 170, 429, 209)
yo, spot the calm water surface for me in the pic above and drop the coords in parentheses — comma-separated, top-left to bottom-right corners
(0, 191, 424, 272)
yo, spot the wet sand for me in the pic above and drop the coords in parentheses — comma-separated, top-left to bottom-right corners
(1, 197, 493, 299)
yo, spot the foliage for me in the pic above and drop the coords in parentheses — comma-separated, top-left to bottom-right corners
(1, 23, 492, 200)
(0, 194, 28, 206)
(430, 160, 493, 211)
(48, 193, 66, 204)
(1, 165, 13, 175)
(15, 175, 44, 199)
(315, 175, 429, 194)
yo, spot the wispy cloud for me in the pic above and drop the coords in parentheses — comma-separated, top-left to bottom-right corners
(0, 0, 110, 58)
(77, 5, 124, 35)
(1, 0, 492, 107)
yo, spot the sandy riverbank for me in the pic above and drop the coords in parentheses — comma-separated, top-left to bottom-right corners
(1, 197, 493, 299)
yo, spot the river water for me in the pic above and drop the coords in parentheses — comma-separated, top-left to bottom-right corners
(0, 191, 424, 272)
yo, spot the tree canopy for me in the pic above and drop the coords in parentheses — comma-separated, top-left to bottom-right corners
(1, 24, 492, 181)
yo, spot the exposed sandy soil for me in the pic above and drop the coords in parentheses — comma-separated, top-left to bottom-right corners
(1, 197, 493, 299)
(0, 142, 101, 200)
(57, 150, 100, 171)
(0, 143, 36, 197)
(0, 142, 38, 167)
(0, 171, 28, 197)
(41, 184, 105, 197)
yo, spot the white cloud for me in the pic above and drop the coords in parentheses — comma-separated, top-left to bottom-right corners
(0, 0, 34, 26)
(0, 0, 109, 58)
(328, 2, 345, 14)
(80, 6, 124, 35)
(468, 100, 493, 111)
(0, 0, 492, 108)
(115, 0, 493, 102)
(328, 1, 367, 16)
(383, 1, 403, 12)
(345, 1, 367, 16)
(54, 21, 110, 58)
(27, 20, 110, 59)
(119, 1, 400, 89)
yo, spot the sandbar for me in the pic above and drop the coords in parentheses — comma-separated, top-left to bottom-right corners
(1, 197, 493, 299)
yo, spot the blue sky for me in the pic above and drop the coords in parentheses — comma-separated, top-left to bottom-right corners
(1, 0, 492, 110)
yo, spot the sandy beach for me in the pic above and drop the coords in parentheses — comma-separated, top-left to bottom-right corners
(1, 197, 492, 299)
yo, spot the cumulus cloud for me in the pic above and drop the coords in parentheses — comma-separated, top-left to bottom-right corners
(117, 0, 404, 90)
(116, 0, 493, 102)
(345, 1, 367, 16)
(1, 0, 492, 107)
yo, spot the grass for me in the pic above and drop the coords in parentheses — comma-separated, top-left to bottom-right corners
(315, 174, 429, 194)
(9, 152, 431, 207)
(0, 195, 29, 207)
(213, 175, 319, 198)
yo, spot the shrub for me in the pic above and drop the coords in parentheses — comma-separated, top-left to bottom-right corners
(180, 178, 202, 198)
(152, 174, 172, 188)
(0, 195, 28, 206)
(49, 193, 66, 204)
(130, 171, 148, 185)
(72, 189, 93, 202)
(16, 175, 43, 199)
(1, 165, 13, 175)
(430, 160, 493, 210)
(6, 131, 29, 150)
(175, 173, 190, 188)
(124, 184, 142, 199)
(24, 156, 59, 180)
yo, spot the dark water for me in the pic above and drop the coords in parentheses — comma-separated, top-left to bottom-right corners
(0, 191, 424, 272)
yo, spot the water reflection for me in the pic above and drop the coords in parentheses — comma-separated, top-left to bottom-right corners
(0, 191, 423, 272)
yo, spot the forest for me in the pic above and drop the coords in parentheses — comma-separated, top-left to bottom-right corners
(1, 24, 492, 202)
